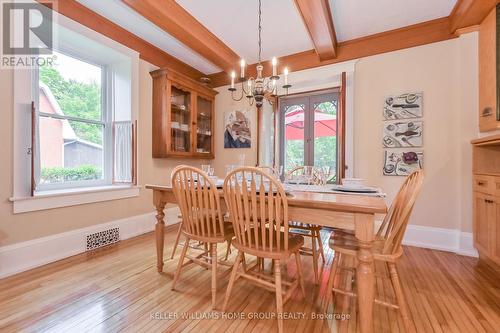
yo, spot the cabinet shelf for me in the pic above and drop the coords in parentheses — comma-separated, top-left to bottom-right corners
(151, 68, 217, 159)
(475, 172, 500, 177)
(171, 105, 189, 113)
(172, 128, 190, 133)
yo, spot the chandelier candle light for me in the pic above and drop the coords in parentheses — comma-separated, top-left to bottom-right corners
(228, 0, 292, 108)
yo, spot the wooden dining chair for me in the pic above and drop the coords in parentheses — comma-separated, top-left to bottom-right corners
(171, 216, 231, 260)
(323, 170, 424, 330)
(286, 166, 325, 284)
(222, 167, 305, 333)
(287, 165, 323, 184)
(170, 165, 235, 309)
(170, 215, 183, 259)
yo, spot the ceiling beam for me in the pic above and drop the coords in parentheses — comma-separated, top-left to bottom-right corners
(449, 0, 499, 33)
(294, 0, 337, 60)
(208, 17, 456, 87)
(122, 0, 240, 73)
(36, 0, 205, 81)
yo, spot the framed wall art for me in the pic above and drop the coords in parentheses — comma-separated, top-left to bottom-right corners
(224, 110, 251, 148)
(383, 92, 423, 120)
(383, 120, 423, 148)
(383, 150, 423, 176)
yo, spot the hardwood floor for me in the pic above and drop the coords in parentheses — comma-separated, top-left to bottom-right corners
(0, 224, 499, 333)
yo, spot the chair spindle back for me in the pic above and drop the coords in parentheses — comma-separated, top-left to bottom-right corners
(171, 166, 225, 240)
(376, 170, 424, 254)
(223, 167, 289, 254)
(287, 166, 322, 185)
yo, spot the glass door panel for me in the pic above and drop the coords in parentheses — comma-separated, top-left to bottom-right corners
(281, 98, 307, 173)
(312, 98, 338, 183)
(280, 91, 339, 182)
(170, 86, 191, 153)
(196, 96, 212, 154)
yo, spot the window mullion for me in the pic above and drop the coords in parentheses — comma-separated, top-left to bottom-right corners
(38, 112, 105, 126)
(306, 96, 314, 167)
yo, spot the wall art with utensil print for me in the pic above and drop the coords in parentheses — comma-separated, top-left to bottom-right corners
(383, 150, 423, 176)
(383, 120, 423, 148)
(384, 92, 422, 119)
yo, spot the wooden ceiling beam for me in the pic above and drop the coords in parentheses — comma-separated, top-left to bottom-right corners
(122, 0, 240, 73)
(294, 0, 337, 60)
(208, 17, 456, 87)
(36, 0, 205, 81)
(449, 0, 499, 33)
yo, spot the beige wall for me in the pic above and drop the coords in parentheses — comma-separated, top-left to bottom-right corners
(0, 33, 479, 247)
(353, 34, 478, 232)
(0, 60, 205, 246)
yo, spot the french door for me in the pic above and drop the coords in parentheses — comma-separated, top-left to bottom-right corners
(279, 90, 340, 182)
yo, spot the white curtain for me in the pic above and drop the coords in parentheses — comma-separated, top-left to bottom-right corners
(114, 122, 132, 183)
(258, 103, 275, 167)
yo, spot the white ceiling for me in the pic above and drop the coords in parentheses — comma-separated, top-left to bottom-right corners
(75, 0, 458, 75)
(76, 0, 221, 74)
(177, 0, 313, 65)
(330, 0, 457, 42)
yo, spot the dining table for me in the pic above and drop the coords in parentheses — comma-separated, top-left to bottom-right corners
(146, 183, 387, 333)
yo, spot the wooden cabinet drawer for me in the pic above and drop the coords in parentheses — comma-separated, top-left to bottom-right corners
(474, 175, 495, 195)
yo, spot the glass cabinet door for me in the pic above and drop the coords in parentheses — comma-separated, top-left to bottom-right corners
(196, 95, 213, 154)
(170, 86, 191, 153)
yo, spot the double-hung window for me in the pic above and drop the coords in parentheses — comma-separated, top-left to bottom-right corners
(11, 4, 139, 213)
(36, 51, 111, 190)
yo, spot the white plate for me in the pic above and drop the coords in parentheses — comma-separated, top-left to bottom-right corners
(331, 184, 379, 193)
(341, 184, 369, 190)
(342, 178, 366, 187)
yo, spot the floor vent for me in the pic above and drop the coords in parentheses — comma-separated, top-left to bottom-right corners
(86, 227, 120, 251)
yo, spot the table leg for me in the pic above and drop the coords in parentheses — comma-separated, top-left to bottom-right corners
(354, 213, 375, 333)
(155, 201, 166, 272)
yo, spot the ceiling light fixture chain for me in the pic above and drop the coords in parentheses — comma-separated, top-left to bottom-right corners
(228, 0, 292, 108)
(258, 0, 262, 64)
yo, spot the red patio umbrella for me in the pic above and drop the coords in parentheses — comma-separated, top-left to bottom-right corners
(285, 110, 337, 140)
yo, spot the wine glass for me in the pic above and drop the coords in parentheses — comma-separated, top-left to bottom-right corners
(303, 166, 314, 185)
(321, 166, 333, 185)
(238, 154, 245, 166)
(225, 164, 236, 176)
(202, 164, 211, 174)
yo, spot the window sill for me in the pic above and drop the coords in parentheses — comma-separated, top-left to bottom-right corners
(9, 185, 141, 214)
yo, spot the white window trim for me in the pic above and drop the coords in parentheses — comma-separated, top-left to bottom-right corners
(278, 60, 357, 177)
(11, 3, 140, 213)
(9, 185, 141, 214)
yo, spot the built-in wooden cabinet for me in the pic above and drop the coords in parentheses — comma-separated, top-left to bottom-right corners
(479, 5, 500, 132)
(471, 135, 500, 266)
(150, 68, 217, 159)
(473, 192, 493, 255)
